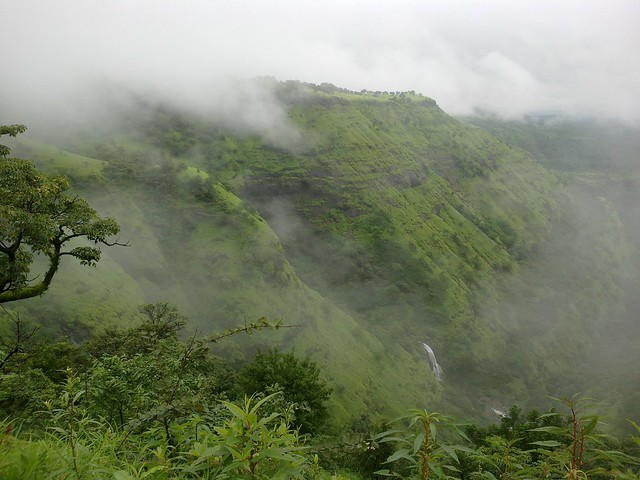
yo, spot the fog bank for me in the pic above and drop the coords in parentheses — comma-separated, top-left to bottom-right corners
(1, 0, 639, 127)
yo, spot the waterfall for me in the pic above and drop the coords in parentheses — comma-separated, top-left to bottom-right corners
(422, 342, 443, 381)
(492, 408, 507, 418)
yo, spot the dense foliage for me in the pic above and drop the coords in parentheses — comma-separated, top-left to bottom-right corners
(0, 125, 122, 304)
(1, 304, 639, 479)
(239, 349, 333, 435)
(1, 81, 639, 475)
(0, 303, 334, 478)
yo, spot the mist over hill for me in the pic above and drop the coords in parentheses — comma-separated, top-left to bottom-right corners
(3, 80, 639, 430)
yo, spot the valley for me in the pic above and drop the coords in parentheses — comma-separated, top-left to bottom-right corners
(5, 81, 638, 429)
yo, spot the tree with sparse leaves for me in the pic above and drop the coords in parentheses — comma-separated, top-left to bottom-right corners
(0, 125, 124, 303)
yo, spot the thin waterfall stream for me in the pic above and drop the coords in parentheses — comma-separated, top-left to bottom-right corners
(422, 342, 443, 381)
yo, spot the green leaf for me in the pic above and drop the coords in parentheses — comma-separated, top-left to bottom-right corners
(430, 422, 438, 440)
(72, 390, 85, 403)
(440, 444, 459, 463)
(254, 448, 303, 462)
(250, 391, 281, 414)
(139, 466, 168, 478)
(113, 471, 135, 480)
(221, 400, 247, 420)
(451, 444, 477, 454)
(537, 412, 560, 419)
(377, 436, 410, 444)
(480, 472, 499, 480)
(530, 440, 563, 448)
(374, 429, 403, 439)
(583, 416, 599, 435)
(412, 429, 426, 454)
(528, 426, 565, 434)
(385, 448, 414, 464)
(374, 469, 395, 477)
(452, 424, 472, 442)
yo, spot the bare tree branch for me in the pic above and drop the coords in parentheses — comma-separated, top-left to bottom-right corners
(0, 306, 39, 371)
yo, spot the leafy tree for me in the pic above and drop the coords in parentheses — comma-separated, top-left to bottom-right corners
(85, 303, 188, 358)
(23, 340, 90, 383)
(0, 125, 123, 303)
(79, 304, 236, 433)
(465, 405, 565, 454)
(239, 349, 332, 435)
(0, 368, 56, 424)
(0, 124, 26, 157)
(136, 302, 187, 348)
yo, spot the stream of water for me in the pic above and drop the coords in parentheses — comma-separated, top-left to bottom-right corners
(422, 342, 443, 381)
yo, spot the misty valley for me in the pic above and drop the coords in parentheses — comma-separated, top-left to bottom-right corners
(2, 81, 640, 478)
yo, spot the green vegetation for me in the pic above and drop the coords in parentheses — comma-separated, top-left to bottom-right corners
(239, 349, 333, 435)
(0, 126, 122, 304)
(1, 303, 639, 479)
(1, 81, 639, 477)
(0, 305, 319, 478)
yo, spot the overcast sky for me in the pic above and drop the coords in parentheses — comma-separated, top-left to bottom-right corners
(2, 0, 639, 126)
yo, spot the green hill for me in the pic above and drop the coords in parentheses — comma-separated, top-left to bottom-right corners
(4, 81, 638, 427)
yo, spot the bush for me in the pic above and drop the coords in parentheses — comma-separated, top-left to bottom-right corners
(239, 349, 332, 435)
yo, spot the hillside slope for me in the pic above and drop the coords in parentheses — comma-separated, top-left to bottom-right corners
(5, 82, 636, 425)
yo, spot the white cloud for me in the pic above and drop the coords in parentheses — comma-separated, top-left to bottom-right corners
(1, 0, 638, 125)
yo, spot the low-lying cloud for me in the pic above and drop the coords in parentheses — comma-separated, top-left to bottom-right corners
(1, 0, 639, 127)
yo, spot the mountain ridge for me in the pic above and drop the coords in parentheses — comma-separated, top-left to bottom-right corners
(4, 81, 637, 426)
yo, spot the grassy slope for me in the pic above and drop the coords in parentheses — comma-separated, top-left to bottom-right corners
(5, 87, 636, 426)
(7, 133, 438, 425)
(229, 90, 567, 406)
(168, 88, 574, 415)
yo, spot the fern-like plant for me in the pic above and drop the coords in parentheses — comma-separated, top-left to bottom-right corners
(375, 409, 472, 479)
